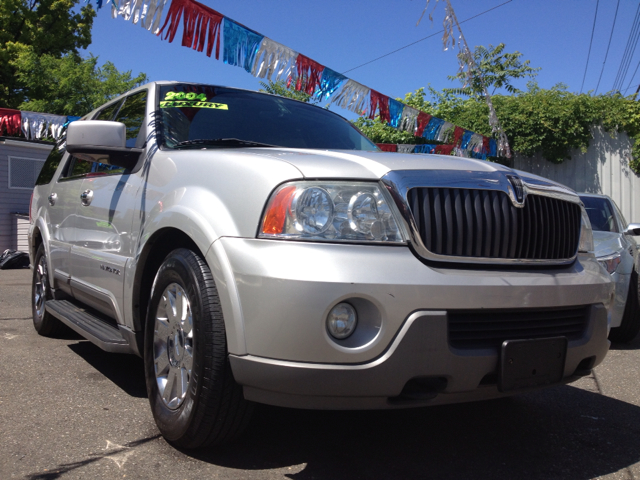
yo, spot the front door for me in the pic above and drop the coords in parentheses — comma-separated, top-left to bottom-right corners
(68, 89, 148, 323)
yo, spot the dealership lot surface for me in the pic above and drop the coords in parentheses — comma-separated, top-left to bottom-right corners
(1, 268, 639, 480)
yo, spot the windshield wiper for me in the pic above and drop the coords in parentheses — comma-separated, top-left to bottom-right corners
(173, 138, 280, 148)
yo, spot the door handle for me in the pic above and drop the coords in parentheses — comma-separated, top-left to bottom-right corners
(80, 189, 93, 206)
(48, 193, 57, 206)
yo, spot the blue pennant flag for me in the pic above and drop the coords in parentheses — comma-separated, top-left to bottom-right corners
(223, 20, 265, 73)
(413, 144, 437, 154)
(316, 68, 346, 100)
(422, 118, 444, 141)
(388, 99, 404, 129)
(460, 130, 473, 150)
(489, 139, 497, 157)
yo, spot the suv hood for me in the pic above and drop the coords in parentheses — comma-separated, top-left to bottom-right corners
(243, 148, 576, 193)
(246, 148, 508, 178)
(592, 231, 625, 258)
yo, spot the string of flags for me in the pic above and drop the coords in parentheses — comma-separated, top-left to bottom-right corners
(2, 0, 500, 157)
(107, 0, 500, 158)
(0, 108, 75, 141)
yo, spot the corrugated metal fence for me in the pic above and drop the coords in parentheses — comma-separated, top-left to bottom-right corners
(514, 127, 640, 224)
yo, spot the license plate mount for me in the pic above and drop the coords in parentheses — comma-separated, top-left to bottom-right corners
(498, 337, 567, 393)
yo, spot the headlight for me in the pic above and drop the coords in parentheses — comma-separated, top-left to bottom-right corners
(259, 181, 405, 243)
(578, 207, 595, 253)
(598, 253, 622, 274)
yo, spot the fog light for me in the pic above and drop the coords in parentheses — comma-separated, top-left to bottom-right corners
(327, 303, 357, 339)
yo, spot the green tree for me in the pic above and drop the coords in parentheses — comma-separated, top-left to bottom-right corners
(259, 80, 319, 105)
(0, 0, 96, 108)
(13, 50, 147, 115)
(446, 43, 540, 98)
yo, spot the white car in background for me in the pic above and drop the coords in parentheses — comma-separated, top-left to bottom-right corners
(580, 193, 640, 343)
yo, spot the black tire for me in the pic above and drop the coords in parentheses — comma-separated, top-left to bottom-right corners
(609, 269, 640, 343)
(32, 244, 65, 337)
(144, 248, 253, 449)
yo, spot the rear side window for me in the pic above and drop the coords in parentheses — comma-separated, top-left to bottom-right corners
(35, 134, 66, 185)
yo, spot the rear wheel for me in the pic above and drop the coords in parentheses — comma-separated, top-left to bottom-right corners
(32, 244, 64, 337)
(609, 269, 640, 343)
(144, 248, 253, 448)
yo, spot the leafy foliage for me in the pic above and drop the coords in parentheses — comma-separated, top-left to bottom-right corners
(13, 51, 147, 115)
(357, 81, 640, 174)
(259, 80, 319, 105)
(0, 0, 95, 108)
(446, 43, 540, 98)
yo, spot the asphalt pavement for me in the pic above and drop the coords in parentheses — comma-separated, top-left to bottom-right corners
(1, 268, 639, 480)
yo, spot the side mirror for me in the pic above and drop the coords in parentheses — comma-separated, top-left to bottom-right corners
(66, 120, 142, 170)
(624, 223, 640, 236)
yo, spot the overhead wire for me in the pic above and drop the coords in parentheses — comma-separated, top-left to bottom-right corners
(580, 0, 599, 94)
(612, 2, 640, 93)
(625, 59, 640, 95)
(341, 0, 512, 75)
(595, 0, 621, 94)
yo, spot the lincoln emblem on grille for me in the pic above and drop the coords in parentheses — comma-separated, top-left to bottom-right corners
(507, 175, 525, 204)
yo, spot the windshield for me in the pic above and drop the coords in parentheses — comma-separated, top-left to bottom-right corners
(158, 84, 377, 150)
(579, 195, 619, 233)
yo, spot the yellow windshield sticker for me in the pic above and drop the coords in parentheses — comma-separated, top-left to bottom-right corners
(164, 91, 208, 101)
(160, 100, 229, 109)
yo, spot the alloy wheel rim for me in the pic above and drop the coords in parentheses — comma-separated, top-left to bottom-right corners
(34, 256, 48, 320)
(153, 282, 194, 409)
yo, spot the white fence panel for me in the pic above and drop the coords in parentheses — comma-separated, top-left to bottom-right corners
(514, 127, 640, 223)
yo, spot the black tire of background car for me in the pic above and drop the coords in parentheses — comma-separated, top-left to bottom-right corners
(0, 249, 30, 269)
(32, 245, 66, 337)
(144, 248, 253, 449)
(609, 269, 640, 343)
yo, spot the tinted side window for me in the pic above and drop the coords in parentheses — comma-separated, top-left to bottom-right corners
(65, 157, 93, 179)
(114, 91, 148, 147)
(35, 133, 66, 185)
(95, 100, 123, 121)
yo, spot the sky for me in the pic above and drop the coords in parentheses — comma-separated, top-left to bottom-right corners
(84, 0, 640, 119)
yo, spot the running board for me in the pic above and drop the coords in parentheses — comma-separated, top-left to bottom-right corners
(45, 300, 131, 354)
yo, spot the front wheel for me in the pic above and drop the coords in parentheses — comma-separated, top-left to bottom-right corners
(144, 248, 253, 448)
(609, 269, 640, 343)
(32, 244, 64, 337)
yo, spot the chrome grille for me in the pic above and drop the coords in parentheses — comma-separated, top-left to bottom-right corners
(448, 306, 589, 349)
(407, 188, 581, 260)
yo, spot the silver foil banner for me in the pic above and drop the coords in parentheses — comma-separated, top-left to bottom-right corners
(436, 121, 454, 142)
(397, 144, 417, 154)
(251, 37, 297, 82)
(21, 112, 66, 141)
(467, 133, 484, 155)
(399, 105, 419, 133)
(112, 0, 168, 34)
(331, 79, 370, 114)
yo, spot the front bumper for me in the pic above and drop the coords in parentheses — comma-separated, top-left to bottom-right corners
(231, 304, 608, 409)
(609, 271, 630, 328)
(217, 238, 612, 408)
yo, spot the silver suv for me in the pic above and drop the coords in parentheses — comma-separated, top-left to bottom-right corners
(29, 81, 612, 449)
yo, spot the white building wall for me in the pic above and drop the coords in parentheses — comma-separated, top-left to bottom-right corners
(514, 127, 640, 223)
(0, 138, 53, 252)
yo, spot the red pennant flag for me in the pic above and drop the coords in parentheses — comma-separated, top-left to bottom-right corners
(415, 112, 432, 137)
(452, 126, 464, 146)
(369, 90, 390, 123)
(293, 54, 324, 95)
(376, 143, 397, 152)
(158, 0, 223, 59)
(435, 144, 455, 155)
(0, 108, 21, 137)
